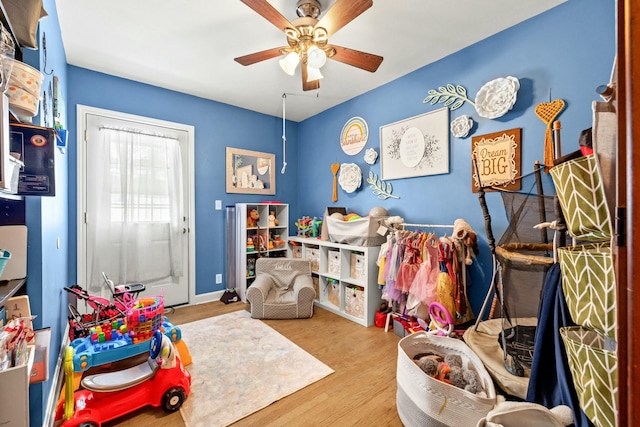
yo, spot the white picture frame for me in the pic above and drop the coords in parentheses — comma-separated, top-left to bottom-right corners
(379, 107, 449, 180)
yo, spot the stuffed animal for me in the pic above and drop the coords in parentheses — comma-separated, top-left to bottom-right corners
(415, 352, 485, 395)
(462, 369, 483, 394)
(453, 218, 479, 265)
(444, 354, 462, 368)
(416, 357, 439, 377)
(378, 300, 392, 314)
(247, 209, 260, 228)
(268, 211, 278, 227)
(448, 366, 466, 389)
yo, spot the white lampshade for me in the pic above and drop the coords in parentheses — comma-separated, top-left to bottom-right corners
(307, 46, 327, 69)
(306, 65, 324, 82)
(279, 52, 300, 76)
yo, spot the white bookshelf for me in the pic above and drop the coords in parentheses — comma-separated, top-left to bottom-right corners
(235, 203, 289, 302)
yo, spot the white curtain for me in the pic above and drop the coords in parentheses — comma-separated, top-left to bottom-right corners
(87, 127, 184, 290)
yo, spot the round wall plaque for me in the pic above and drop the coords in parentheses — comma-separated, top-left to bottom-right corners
(340, 117, 368, 155)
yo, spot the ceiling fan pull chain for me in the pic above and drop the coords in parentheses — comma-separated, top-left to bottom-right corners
(281, 93, 287, 174)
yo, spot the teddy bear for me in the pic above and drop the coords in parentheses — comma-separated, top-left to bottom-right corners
(247, 209, 260, 228)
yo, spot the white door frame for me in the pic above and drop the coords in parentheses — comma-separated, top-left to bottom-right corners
(76, 104, 196, 305)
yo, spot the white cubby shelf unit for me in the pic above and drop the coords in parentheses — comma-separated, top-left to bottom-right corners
(288, 236, 381, 327)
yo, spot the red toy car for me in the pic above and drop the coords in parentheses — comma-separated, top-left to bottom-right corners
(55, 330, 191, 427)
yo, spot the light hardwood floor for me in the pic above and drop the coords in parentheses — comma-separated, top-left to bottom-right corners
(104, 301, 404, 426)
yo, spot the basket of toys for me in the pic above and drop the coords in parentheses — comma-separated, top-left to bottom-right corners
(396, 332, 497, 427)
(126, 296, 164, 343)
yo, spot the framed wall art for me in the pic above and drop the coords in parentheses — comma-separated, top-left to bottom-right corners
(471, 127, 522, 192)
(226, 147, 276, 194)
(379, 107, 449, 180)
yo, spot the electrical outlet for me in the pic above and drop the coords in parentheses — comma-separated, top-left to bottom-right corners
(216, 274, 222, 284)
(215, 200, 222, 210)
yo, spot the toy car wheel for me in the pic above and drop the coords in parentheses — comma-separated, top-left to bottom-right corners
(78, 423, 98, 427)
(162, 387, 186, 412)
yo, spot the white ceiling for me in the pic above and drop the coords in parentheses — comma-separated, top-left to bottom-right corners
(55, 0, 566, 122)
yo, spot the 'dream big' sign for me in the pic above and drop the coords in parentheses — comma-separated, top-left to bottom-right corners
(471, 128, 521, 192)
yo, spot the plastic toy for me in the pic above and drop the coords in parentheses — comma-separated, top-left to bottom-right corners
(56, 330, 191, 426)
(310, 217, 322, 237)
(272, 234, 285, 248)
(70, 317, 183, 372)
(295, 216, 312, 237)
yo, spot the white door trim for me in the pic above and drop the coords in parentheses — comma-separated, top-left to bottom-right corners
(76, 104, 196, 305)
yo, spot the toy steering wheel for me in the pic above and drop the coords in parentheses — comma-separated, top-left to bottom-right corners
(150, 330, 163, 359)
(428, 302, 454, 337)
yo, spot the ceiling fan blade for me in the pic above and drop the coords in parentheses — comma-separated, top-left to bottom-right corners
(316, 0, 373, 37)
(329, 45, 383, 72)
(302, 63, 320, 91)
(240, 0, 298, 35)
(234, 47, 286, 66)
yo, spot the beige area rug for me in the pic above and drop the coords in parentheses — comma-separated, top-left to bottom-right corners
(178, 310, 334, 427)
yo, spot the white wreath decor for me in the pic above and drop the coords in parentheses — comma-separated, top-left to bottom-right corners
(364, 148, 378, 165)
(474, 76, 520, 119)
(338, 163, 362, 193)
(450, 115, 474, 138)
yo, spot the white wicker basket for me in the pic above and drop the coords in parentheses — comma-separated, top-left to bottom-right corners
(396, 332, 497, 427)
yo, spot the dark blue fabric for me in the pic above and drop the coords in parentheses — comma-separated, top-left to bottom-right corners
(526, 263, 594, 427)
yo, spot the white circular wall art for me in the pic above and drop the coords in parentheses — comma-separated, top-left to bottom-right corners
(474, 76, 520, 119)
(338, 163, 362, 193)
(450, 115, 474, 138)
(399, 127, 425, 168)
(340, 117, 369, 155)
(364, 147, 378, 165)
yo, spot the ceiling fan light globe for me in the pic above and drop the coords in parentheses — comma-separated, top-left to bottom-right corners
(306, 66, 323, 82)
(279, 52, 300, 76)
(307, 45, 327, 68)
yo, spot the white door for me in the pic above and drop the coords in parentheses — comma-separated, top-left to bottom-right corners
(77, 106, 193, 307)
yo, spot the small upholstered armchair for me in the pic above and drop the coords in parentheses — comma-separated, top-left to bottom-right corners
(246, 258, 316, 319)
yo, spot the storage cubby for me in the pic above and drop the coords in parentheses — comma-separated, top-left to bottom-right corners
(235, 203, 289, 302)
(288, 236, 381, 327)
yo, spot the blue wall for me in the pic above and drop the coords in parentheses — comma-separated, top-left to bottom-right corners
(66, 68, 300, 296)
(294, 0, 615, 310)
(20, 0, 615, 424)
(22, 0, 69, 424)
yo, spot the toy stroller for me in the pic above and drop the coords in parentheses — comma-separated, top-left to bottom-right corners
(64, 273, 146, 341)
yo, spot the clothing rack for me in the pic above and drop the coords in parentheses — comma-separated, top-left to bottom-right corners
(399, 223, 454, 230)
(382, 221, 471, 333)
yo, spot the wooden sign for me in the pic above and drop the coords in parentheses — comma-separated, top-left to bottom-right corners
(471, 128, 521, 192)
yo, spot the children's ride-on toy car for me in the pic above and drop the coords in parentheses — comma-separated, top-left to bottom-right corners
(55, 330, 191, 426)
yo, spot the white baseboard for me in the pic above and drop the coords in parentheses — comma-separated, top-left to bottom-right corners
(43, 323, 69, 427)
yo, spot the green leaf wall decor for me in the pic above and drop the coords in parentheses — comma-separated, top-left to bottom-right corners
(367, 171, 400, 199)
(423, 84, 475, 110)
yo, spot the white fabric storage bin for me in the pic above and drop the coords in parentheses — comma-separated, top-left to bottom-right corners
(326, 216, 387, 246)
(396, 332, 497, 427)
